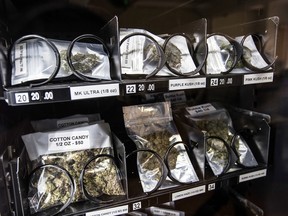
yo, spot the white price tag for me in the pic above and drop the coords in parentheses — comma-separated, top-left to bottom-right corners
(86, 205, 128, 216)
(48, 131, 90, 152)
(239, 169, 267, 183)
(169, 78, 206, 90)
(70, 84, 119, 100)
(172, 185, 206, 201)
(243, 72, 273, 85)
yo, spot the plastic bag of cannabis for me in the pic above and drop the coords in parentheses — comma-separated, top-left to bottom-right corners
(123, 101, 199, 192)
(185, 103, 258, 176)
(22, 122, 125, 214)
(120, 28, 196, 77)
(10, 37, 110, 85)
(235, 35, 272, 72)
(206, 35, 231, 74)
(30, 113, 102, 132)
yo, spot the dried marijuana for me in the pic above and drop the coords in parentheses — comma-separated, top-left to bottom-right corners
(29, 166, 72, 213)
(206, 138, 229, 165)
(142, 130, 178, 169)
(144, 43, 161, 63)
(29, 147, 124, 212)
(123, 102, 199, 192)
(23, 121, 122, 213)
(83, 156, 124, 198)
(195, 119, 233, 144)
(165, 42, 182, 70)
(60, 49, 101, 73)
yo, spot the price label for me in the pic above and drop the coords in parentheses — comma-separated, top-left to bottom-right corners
(208, 77, 234, 87)
(137, 84, 145, 92)
(48, 131, 90, 152)
(30, 92, 40, 101)
(125, 83, 156, 94)
(146, 83, 155, 92)
(43, 91, 54, 100)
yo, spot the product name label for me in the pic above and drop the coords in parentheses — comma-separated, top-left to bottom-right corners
(239, 169, 267, 182)
(186, 103, 216, 116)
(86, 205, 128, 216)
(169, 78, 206, 90)
(172, 185, 206, 201)
(57, 117, 89, 128)
(164, 91, 186, 104)
(149, 207, 183, 216)
(48, 130, 90, 152)
(243, 72, 273, 85)
(70, 84, 119, 100)
(120, 36, 144, 73)
(15, 43, 27, 77)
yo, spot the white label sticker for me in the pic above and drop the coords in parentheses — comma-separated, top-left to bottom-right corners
(48, 130, 90, 152)
(126, 84, 137, 94)
(186, 103, 216, 116)
(15, 92, 30, 104)
(243, 72, 273, 85)
(14, 43, 27, 77)
(129, 212, 146, 216)
(86, 205, 129, 216)
(132, 201, 142, 211)
(149, 207, 183, 216)
(172, 185, 206, 201)
(70, 83, 119, 100)
(164, 91, 186, 104)
(57, 117, 89, 128)
(210, 78, 219, 86)
(239, 169, 267, 183)
(208, 183, 216, 191)
(169, 78, 206, 90)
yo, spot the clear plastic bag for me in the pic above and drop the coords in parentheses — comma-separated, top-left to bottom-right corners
(123, 102, 199, 192)
(11, 37, 110, 85)
(235, 35, 273, 72)
(22, 122, 125, 214)
(120, 28, 196, 77)
(185, 103, 258, 176)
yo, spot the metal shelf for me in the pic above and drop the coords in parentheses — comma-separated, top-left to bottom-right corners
(57, 167, 268, 215)
(3, 72, 274, 106)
